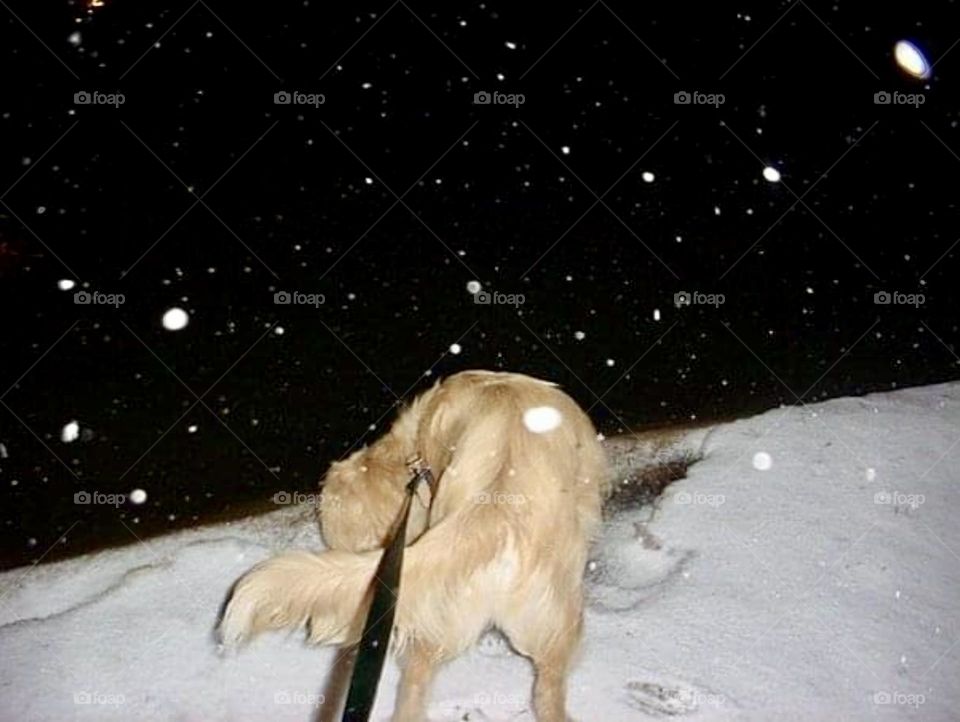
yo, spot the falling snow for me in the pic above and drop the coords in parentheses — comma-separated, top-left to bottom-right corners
(60, 421, 80, 443)
(522, 406, 563, 433)
(162, 308, 189, 331)
(752, 451, 773, 470)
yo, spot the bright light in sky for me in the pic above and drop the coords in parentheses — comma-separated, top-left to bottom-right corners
(894, 40, 931, 79)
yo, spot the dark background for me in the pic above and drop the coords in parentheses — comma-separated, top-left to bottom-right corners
(1, 0, 958, 569)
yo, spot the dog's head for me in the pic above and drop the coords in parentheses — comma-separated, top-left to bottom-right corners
(319, 439, 422, 552)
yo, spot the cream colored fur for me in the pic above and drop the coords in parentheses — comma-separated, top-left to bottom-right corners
(219, 370, 611, 721)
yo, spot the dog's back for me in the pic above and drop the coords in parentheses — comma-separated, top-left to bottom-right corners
(220, 370, 611, 721)
(388, 371, 610, 649)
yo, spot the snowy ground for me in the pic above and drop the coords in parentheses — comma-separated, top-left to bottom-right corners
(2, 382, 959, 721)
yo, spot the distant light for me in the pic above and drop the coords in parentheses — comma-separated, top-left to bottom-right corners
(466, 280, 482, 294)
(752, 451, 773, 471)
(61, 420, 80, 443)
(58, 279, 76, 291)
(449, 343, 462, 355)
(894, 40, 931, 79)
(762, 166, 781, 183)
(129, 488, 147, 504)
(641, 171, 655, 183)
(162, 307, 189, 331)
(523, 406, 562, 433)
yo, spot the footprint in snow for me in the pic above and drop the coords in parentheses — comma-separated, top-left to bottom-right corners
(587, 517, 694, 613)
(623, 678, 730, 717)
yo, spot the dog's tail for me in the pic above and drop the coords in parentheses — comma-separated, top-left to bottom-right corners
(219, 549, 378, 648)
(219, 516, 489, 652)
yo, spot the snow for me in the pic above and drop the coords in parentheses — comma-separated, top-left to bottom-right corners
(2, 382, 959, 720)
(60, 420, 80, 443)
(129, 489, 147, 505)
(762, 166, 781, 183)
(751, 450, 773, 470)
(57, 279, 76, 291)
(161, 307, 189, 331)
(642, 171, 655, 183)
(449, 343, 462, 355)
(466, 280, 482, 294)
(522, 406, 562, 433)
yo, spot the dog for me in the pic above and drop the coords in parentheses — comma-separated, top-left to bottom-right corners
(219, 369, 611, 721)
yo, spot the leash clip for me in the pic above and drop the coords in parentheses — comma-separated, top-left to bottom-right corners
(405, 454, 436, 505)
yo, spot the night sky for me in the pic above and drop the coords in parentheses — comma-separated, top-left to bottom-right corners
(2, 1, 958, 569)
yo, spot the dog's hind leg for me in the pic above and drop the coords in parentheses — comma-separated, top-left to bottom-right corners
(532, 616, 581, 722)
(502, 601, 583, 722)
(392, 637, 442, 722)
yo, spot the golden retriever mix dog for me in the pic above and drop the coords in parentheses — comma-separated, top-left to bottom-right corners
(219, 370, 611, 721)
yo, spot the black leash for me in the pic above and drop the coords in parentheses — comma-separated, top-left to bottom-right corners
(341, 455, 434, 722)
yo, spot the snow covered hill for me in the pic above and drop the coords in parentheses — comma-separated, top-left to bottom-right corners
(1, 382, 958, 721)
